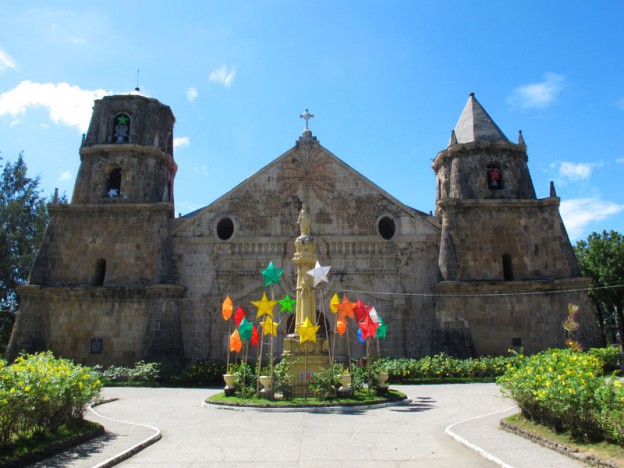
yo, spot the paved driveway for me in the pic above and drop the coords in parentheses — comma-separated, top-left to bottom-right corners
(72, 383, 582, 468)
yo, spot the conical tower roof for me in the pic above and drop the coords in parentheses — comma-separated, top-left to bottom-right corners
(452, 93, 508, 144)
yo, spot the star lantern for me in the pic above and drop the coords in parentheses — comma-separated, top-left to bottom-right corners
(306, 261, 331, 287)
(251, 292, 278, 319)
(260, 261, 284, 286)
(376, 316, 388, 340)
(251, 324, 259, 347)
(336, 294, 355, 320)
(229, 329, 242, 353)
(369, 306, 380, 323)
(234, 306, 246, 327)
(330, 293, 340, 314)
(336, 318, 347, 336)
(296, 317, 319, 344)
(238, 317, 253, 342)
(358, 315, 379, 340)
(261, 316, 279, 336)
(222, 296, 234, 321)
(278, 294, 296, 314)
(353, 299, 372, 322)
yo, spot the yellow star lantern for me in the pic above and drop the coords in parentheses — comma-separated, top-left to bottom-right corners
(251, 292, 278, 319)
(261, 316, 279, 336)
(330, 293, 340, 314)
(296, 317, 319, 344)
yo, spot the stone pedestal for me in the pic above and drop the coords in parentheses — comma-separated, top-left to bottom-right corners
(283, 333, 330, 396)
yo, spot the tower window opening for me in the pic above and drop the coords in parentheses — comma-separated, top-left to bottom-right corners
(502, 254, 514, 281)
(112, 113, 130, 143)
(216, 217, 235, 241)
(106, 167, 122, 198)
(487, 164, 503, 190)
(93, 259, 106, 286)
(378, 216, 396, 240)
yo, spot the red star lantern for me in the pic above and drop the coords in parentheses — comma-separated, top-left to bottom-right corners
(358, 315, 379, 340)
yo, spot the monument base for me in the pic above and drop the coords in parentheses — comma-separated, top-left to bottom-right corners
(283, 333, 331, 396)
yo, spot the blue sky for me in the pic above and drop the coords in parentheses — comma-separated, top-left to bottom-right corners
(0, 1, 622, 241)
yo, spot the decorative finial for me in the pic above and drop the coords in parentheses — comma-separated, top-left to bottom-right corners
(550, 181, 557, 198)
(518, 130, 526, 149)
(299, 108, 314, 131)
(469, 92, 475, 97)
(135, 69, 140, 92)
(450, 129, 458, 145)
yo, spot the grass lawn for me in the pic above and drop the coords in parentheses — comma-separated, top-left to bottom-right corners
(0, 419, 103, 467)
(206, 388, 407, 407)
(502, 413, 624, 468)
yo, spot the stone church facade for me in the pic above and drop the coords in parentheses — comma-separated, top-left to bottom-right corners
(6, 93, 600, 365)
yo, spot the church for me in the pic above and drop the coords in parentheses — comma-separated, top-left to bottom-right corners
(6, 92, 601, 366)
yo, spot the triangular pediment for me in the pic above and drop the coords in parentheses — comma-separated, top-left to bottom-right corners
(173, 133, 437, 239)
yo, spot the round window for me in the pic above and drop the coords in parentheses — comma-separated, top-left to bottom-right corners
(378, 216, 396, 240)
(216, 217, 234, 240)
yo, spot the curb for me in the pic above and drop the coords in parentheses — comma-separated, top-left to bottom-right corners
(203, 397, 411, 413)
(88, 404, 162, 468)
(445, 405, 518, 468)
(500, 419, 620, 468)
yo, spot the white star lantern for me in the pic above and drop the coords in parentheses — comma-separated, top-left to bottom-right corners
(306, 261, 331, 287)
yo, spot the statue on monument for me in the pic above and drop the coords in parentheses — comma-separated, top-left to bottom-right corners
(297, 203, 311, 237)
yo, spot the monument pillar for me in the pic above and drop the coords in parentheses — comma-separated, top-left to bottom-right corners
(283, 204, 330, 391)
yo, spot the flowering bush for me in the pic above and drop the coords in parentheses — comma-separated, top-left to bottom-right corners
(498, 348, 624, 445)
(0, 352, 102, 449)
(379, 353, 521, 382)
(95, 360, 161, 385)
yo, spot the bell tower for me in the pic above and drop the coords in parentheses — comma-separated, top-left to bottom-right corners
(8, 94, 184, 365)
(431, 93, 598, 356)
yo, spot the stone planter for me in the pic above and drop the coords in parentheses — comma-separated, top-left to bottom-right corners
(375, 372, 389, 388)
(337, 373, 353, 396)
(223, 373, 236, 396)
(258, 375, 273, 399)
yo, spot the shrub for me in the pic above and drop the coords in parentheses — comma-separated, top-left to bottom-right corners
(0, 352, 102, 449)
(588, 346, 621, 373)
(498, 347, 624, 444)
(166, 361, 226, 387)
(95, 360, 161, 385)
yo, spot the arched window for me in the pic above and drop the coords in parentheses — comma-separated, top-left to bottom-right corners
(487, 164, 503, 190)
(106, 167, 122, 198)
(112, 113, 130, 143)
(93, 259, 106, 286)
(502, 254, 514, 281)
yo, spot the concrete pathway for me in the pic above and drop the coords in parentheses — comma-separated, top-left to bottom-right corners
(35, 384, 585, 467)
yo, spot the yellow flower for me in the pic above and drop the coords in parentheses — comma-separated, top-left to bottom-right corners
(24, 385, 30, 392)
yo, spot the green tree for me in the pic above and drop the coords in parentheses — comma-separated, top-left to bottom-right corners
(574, 230, 624, 350)
(0, 153, 49, 352)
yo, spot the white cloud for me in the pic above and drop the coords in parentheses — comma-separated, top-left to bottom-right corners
(71, 37, 87, 44)
(616, 157, 624, 164)
(59, 171, 72, 181)
(0, 81, 111, 132)
(173, 136, 190, 150)
(560, 198, 624, 240)
(209, 65, 236, 88)
(185, 87, 198, 102)
(0, 49, 17, 73)
(507, 73, 565, 110)
(555, 162, 596, 181)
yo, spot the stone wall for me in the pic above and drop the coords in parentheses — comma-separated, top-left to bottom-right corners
(437, 198, 580, 281)
(7, 284, 185, 365)
(432, 278, 602, 355)
(29, 203, 174, 286)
